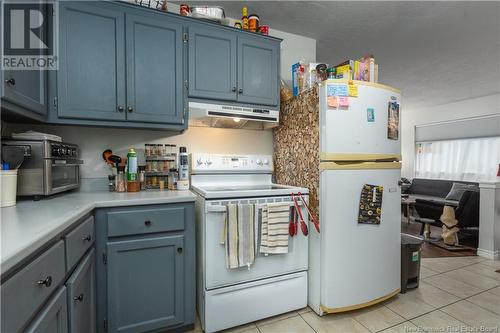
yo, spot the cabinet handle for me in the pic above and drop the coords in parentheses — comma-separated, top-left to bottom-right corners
(117, 105, 124, 112)
(127, 106, 133, 112)
(5, 78, 15, 86)
(232, 87, 237, 92)
(73, 294, 84, 302)
(36, 276, 52, 288)
(238, 88, 243, 94)
(177, 247, 183, 254)
(82, 235, 92, 242)
(144, 220, 152, 226)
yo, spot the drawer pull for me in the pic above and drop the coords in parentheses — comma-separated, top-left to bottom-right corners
(144, 220, 152, 226)
(5, 78, 16, 86)
(73, 294, 84, 302)
(36, 276, 52, 287)
(177, 247, 183, 254)
(82, 235, 92, 242)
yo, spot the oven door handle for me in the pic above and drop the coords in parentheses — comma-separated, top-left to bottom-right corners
(205, 201, 305, 214)
(51, 160, 84, 166)
(206, 205, 227, 213)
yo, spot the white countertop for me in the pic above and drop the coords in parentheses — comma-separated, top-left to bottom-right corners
(0, 179, 197, 274)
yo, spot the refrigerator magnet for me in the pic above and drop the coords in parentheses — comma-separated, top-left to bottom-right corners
(367, 108, 375, 122)
(339, 96, 349, 108)
(358, 184, 383, 225)
(348, 84, 358, 97)
(328, 96, 338, 108)
(387, 102, 400, 140)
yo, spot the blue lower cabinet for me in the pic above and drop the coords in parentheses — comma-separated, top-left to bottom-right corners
(66, 249, 96, 333)
(95, 203, 195, 333)
(107, 235, 184, 333)
(24, 287, 69, 333)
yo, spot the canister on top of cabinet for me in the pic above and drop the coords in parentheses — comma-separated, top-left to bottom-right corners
(248, 14, 259, 32)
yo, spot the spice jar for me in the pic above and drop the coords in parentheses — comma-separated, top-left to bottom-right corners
(151, 144, 157, 156)
(144, 144, 151, 157)
(158, 144, 164, 156)
(108, 175, 116, 192)
(168, 168, 178, 190)
(234, 21, 242, 29)
(248, 14, 259, 32)
(116, 166, 126, 192)
(152, 160, 158, 172)
(138, 165, 146, 190)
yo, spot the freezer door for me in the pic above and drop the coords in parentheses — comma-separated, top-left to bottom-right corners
(319, 165, 401, 312)
(319, 83, 401, 159)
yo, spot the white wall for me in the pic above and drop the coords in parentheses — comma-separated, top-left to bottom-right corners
(269, 29, 316, 85)
(2, 123, 274, 179)
(401, 93, 500, 178)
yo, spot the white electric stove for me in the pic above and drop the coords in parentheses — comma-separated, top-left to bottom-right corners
(190, 153, 309, 333)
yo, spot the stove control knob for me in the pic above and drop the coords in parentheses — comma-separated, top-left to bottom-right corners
(52, 146, 60, 157)
(72, 148, 78, 157)
(206, 159, 213, 166)
(256, 159, 263, 166)
(196, 158, 203, 166)
(263, 159, 269, 166)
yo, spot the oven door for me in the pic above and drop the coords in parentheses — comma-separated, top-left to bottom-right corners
(45, 159, 82, 195)
(203, 195, 309, 290)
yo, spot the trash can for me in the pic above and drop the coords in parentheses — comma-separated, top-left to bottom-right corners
(401, 234, 423, 293)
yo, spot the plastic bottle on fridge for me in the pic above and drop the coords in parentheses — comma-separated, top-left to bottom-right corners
(177, 146, 189, 190)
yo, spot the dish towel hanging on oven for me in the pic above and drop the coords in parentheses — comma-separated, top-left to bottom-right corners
(259, 202, 290, 254)
(223, 203, 255, 269)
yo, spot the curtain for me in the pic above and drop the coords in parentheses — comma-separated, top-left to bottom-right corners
(415, 137, 500, 182)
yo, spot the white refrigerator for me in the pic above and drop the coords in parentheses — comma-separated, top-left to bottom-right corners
(308, 81, 402, 315)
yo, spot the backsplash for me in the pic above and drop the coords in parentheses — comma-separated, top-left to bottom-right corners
(2, 122, 273, 179)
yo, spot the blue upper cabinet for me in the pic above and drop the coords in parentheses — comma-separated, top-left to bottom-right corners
(57, 1, 126, 121)
(188, 24, 237, 101)
(237, 35, 280, 106)
(188, 23, 281, 107)
(1, 3, 48, 120)
(125, 12, 184, 124)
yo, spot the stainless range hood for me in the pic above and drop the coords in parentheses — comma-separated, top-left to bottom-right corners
(188, 102, 279, 130)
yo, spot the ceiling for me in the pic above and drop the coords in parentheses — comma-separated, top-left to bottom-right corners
(176, 1, 500, 110)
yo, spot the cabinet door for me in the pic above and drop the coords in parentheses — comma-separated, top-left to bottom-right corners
(66, 249, 96, 333)
(57, 2, 126, 121)
(1, 3, 47, 116)
(237, 35, 279, 106)
(188, 24, 237, 101)
(107, 235, 184, 333)
(125, 13, 184, 124)
(25, 287, 68, 333)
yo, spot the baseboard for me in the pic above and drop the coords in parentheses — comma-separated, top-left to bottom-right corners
(476, 248, 500, 260)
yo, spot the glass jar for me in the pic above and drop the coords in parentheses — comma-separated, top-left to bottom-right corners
(158, 144, 164, 156)
(116, 167, 126, 192)
(138, 165, 146, 190)
(151, 160, 158, 172)
(151, 144, 157, 156)
(144, 144, 151, 157)
(168, 168, 178, 190)
(108, 175, 116, 192)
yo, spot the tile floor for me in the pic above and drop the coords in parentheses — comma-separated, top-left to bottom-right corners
(190, 256, 500, 333)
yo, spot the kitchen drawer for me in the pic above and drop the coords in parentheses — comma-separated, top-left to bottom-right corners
(1, 241, 66, 333)
(25, 286, 68, 333)
(64, 216, 95, 272)
(107, 205, 185, 237)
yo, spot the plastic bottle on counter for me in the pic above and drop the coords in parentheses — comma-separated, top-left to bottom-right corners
(241, 6, 249, 30)
(127, 148, 138, 181)
(177, 146, 190, 190)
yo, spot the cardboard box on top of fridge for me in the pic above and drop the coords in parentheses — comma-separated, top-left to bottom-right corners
(292, 62, 329, 96)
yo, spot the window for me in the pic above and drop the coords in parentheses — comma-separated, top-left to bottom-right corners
(415, 137, 500, 182)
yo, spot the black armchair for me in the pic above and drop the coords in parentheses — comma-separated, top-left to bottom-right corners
(413, 190, 479, 239)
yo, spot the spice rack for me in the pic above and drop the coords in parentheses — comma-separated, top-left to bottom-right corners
(144, 144, 178, 189)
